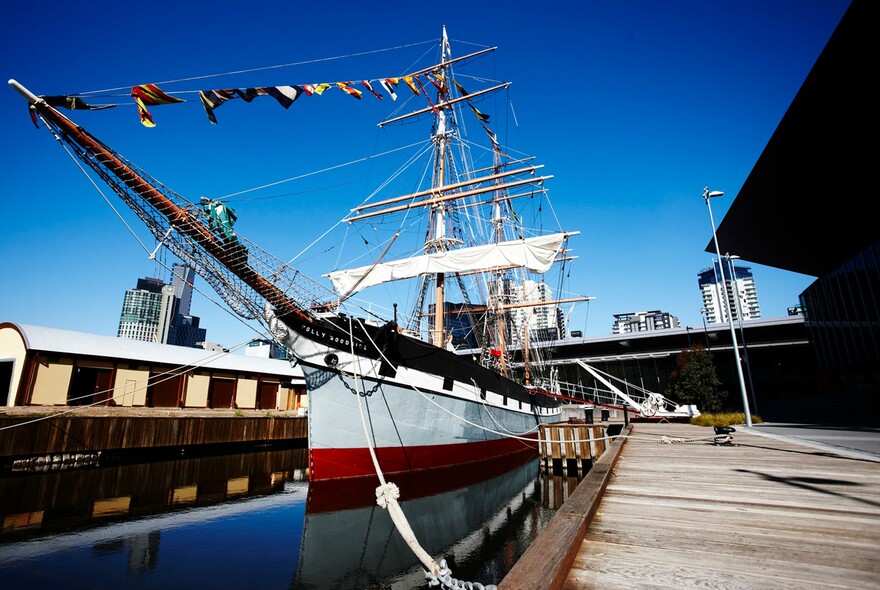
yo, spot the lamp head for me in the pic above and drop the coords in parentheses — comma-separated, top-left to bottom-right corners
(702, 187, 724, 200)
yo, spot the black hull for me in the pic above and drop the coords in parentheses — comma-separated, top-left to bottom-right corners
(279, 311, 561, 409)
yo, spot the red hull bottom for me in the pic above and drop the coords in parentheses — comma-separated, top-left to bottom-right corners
(309, 435, 539, 481)
(306, 450, 538, 513)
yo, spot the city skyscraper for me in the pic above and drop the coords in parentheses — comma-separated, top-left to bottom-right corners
(117, 278, 176, 343)
(170, 263, 194, 316)
(118, 266, 207, 346)
(698, 260, 761, 324)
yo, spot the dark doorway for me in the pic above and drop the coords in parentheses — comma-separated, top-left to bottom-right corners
(0, 361, 12, 406)
(68, 366, 114, 406)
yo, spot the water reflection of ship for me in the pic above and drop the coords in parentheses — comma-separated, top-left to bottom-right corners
(294, 451, 549, 589)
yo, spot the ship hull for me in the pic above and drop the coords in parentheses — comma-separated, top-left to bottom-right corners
(274, 312, 562, 480)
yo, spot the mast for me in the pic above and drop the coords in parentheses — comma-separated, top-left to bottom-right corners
(428, 27, 452, 347)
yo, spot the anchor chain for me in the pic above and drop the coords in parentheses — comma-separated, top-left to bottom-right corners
(426, 558, 497, 590)
(337, 371, 382, 397)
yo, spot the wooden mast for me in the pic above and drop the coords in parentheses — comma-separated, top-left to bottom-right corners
(430, 27, 451, 347)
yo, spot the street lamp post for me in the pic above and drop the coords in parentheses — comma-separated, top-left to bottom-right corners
(702, 187, 752, 427)
(725, 253, 758, 415)
(700, 307, 711, 350)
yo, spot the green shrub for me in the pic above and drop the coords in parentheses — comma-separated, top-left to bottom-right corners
(690, 412, 763, 427)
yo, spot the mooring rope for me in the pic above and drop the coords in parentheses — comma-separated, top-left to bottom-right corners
(342, 317, 729, 587)
(624, 434, 721, 443)
(345, 317, 497, 590)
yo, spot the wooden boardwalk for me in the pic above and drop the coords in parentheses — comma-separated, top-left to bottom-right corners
(502, 422, 880, 589)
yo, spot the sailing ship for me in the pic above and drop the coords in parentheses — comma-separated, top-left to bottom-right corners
(10, 28, 590, 480)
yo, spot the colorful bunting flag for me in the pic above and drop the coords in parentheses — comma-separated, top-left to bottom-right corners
(132, 96, 156, 127)
(430, 70, 448, 95)
(403, 75, 420, 95)
(131, 84, 184, 106)
(379, 78, 398, 101)
(199, 89, 236, 124)
(124, 67, 480, 128)
(234, 88, 268, 102)
(362, 80, 383, 100)
(312, 83, 332, 95)
(481, 123, 501, 153)
(130, 84, 184, 127)
(336, 82, 363, 100)
(267, 85, 303, 108)
(468, 104, 490, 122)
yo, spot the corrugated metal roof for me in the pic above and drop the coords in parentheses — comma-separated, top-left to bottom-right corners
(5, 323, 303, 379)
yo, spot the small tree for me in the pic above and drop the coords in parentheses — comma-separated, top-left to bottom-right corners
(665, 345, 726, 413)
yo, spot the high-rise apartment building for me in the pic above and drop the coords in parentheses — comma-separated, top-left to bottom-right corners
(486, 278, 564, 343)
(611, 310, 680, 334)
(429, 278, 565, 350)
(698, 260, 761, 324)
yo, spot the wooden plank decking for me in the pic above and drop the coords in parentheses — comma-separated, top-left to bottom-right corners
(502, 422, 880, 589)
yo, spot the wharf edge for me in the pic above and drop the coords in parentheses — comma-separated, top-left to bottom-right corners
(500, 422, 880, 589)
(0, 407, 307, 470)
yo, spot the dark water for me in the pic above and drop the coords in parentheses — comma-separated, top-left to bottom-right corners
(0, 449, 581, 589)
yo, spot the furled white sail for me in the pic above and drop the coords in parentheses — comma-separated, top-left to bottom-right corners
(327, 233, 569, 296)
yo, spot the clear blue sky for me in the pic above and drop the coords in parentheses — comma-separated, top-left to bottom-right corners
(0, 0, 850, 350)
